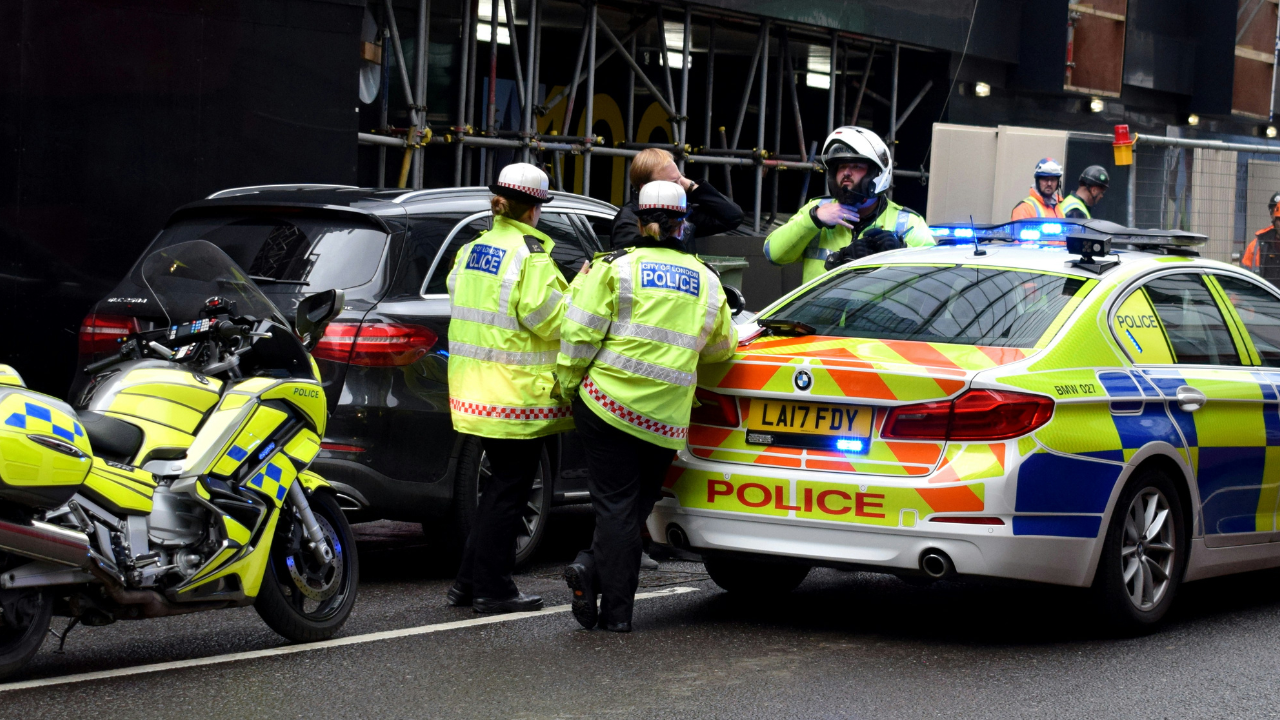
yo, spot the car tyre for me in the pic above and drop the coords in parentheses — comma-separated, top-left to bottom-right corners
(1093, 467, 1186, 634)
(433, 436, 553, 569)
(704, 555, 811, 595)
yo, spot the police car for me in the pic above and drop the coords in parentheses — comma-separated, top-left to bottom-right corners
(652, 217, 1280, 629)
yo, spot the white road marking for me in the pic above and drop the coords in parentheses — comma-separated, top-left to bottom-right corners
(0, 586, 700, 693)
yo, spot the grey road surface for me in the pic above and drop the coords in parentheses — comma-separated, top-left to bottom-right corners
(2, 508, 1279, 719)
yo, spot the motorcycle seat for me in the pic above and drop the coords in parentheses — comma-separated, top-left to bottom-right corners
(80, 411, 143, 463)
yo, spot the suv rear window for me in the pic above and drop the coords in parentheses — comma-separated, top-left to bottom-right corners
(150, 213, 389, 292)
(765, 264, 1090, 347)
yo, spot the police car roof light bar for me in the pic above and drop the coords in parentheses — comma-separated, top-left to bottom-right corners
(927, 218, 1207, 255)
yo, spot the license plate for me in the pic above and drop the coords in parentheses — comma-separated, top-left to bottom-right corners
(745, 400, 873, 452)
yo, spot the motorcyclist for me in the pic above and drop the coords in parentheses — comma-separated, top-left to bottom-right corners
(763, 126, 933, 281)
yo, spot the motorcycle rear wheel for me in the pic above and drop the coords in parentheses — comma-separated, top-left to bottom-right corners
(0, 588, 52, 680)
(255, 491, 358, 643)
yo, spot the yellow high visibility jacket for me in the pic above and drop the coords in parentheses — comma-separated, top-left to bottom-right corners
(763, 197, 934, 283)
(556, 244, 737, 450)
(1059, 193, 1091, 219)
(447, 215, 573, 439)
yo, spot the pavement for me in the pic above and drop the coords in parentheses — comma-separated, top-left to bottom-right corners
(3, 506, 1280, 719)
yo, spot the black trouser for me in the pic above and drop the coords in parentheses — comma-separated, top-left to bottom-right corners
(573, 398, 676, 625)
(455, 436, 544, 600)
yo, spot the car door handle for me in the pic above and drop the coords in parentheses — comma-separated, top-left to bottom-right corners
(1175, 385, 1207, 412)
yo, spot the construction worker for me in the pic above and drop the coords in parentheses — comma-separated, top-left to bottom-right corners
(1060, 165, 1110, 219)
(1011, 158, 1066, 220)
(559, 181, 736, 632)
(611, 148, 743, 254)
(763, 126, 934, 283)
(1243, 200, 1280, 275)
(445, 162, 572, 614)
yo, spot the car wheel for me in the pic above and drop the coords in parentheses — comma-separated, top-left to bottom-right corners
(703, 554, 811, 595)
(1093, 467, 1185, 633)
(434, 436, 553, 569)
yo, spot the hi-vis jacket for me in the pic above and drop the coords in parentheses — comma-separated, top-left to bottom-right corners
(763, 197, 934, 283)
(556, 245, 737, 450)
(1059, 192, 1091, 219)
(447, 215, 573, 439)
(1011, 190, 1065, 220)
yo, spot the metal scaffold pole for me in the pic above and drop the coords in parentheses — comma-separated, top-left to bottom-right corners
(826, 30, 836, 136)
(464, 0, 479, 184)
(678, 5, 691, 172)
(485, 0, 499, 184)
(521, 0, 539, 163)
(454, 0, 472, 186)
(412, 0, 430, 188)
(753, 20, 770, 233)
(583, 1, 597, 194)
(624, 33, 636, 198)
(887, 41, 899, 199)
(703, 20, 715, 183)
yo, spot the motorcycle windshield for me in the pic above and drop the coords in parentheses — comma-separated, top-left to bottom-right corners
(139, 240, 287, 327)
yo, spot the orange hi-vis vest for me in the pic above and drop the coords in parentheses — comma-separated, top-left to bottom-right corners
(1011, 189, 1065, 220)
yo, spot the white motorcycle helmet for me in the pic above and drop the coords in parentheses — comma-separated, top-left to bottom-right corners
(636, 180, 688, 241)
(818, 126, 892, 205)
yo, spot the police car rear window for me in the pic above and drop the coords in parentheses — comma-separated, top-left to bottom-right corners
(150, 213, 388, 292)
(767, 265, 1089, 347)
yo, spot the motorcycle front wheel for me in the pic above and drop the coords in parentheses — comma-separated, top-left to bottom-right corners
(0, 588, 52, 679)
(255, 491, 358, 642)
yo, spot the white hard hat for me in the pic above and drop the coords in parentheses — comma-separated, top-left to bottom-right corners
(819, 126, 892, 201)
(1034, 158, 1064, 179)
(637, 180, 687, 214)
(490, 162, 552, 204)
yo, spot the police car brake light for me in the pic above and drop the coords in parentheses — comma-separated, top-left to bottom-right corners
(691, 387, 740, 428)
(882, 390, 1054, 441)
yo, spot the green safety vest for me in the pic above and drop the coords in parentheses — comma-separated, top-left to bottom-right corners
(556, 245, 737, 450)
(1059, 193, 1091, 219)
(762, 197, 936, 283)
(447, 214, 573, 439)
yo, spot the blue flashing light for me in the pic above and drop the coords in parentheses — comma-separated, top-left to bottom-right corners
(930, 227, 952, 236)
(1019, 229, 1042, 241)
(953, 228, 975, 238)
(1041, 223, 1062, 234)
(836, 438, 865, 453)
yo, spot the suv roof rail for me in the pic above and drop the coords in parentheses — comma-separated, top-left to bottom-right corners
(206, 184, 360, 199)
(928, 218, 1207, 252)
(391, 186, 618, 211)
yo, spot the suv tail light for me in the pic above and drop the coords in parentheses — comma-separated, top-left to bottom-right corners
(313, 322, 437, 367)
(690, 387, 740, 428)
(882, 389, 1053, 441)
(78, 314, 139, 355)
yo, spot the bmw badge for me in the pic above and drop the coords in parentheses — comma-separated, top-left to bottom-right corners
(794, 369, 813, 392)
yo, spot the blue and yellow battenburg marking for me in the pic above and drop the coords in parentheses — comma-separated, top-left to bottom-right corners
(247, 455, 298, 505)
(4, 401, 84, 444)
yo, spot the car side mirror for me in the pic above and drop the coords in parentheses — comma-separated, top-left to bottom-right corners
(295, 289, 345, 351)
(724, 285, 747, 318)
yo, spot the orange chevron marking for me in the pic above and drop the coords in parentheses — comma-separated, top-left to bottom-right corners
(806, 459, 857, 472)
(663, 464, 683, 488)
(977, 346, 1027, 365)
(717, 363, 780, 390)
(916, 485, 984, 513)
(814, 357, 877, 370)
(935, 378, 967, 395)
(824, 369, 896, 400)
(753, 455, 803, 469)
(688, 426, 733, 448)
(990, 443, 1006, 470)
(882, 340, 962, 370)
(885, 442, 944, 465)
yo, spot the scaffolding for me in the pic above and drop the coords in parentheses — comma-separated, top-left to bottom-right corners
(357, 0, 933, 232)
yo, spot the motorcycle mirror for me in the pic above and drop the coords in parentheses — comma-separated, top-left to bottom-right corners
(724, 285, 747, 318)
(295, 289, 345, 351)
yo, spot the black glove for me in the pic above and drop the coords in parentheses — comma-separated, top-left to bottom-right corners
(861, 228, 904, 253)
(824, 237, 872, 271)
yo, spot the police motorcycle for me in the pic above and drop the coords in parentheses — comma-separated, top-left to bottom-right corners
(0, 240, 357, 678)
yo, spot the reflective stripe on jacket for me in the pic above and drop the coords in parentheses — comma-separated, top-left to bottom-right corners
(1059, 193, 1091, 219)
(1011, 190, 1065, 220)
(556, 246, 737, 449)
(761, 197, 935, 284)
(447, 215, 573, 438)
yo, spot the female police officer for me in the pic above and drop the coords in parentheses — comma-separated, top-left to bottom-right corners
(446, 162, 572, 613)
(557, 181, 737, 632)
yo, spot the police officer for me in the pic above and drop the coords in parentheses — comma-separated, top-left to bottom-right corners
(1242, 191, 1280, 273)
(445, 162, 572, 614)
(763, 126, 933, 282)
(610, 148, 744, 254)
(558, 181, 736, 632)
(1060, 165, 1110, 219)
(1011, 158, 1067, 220)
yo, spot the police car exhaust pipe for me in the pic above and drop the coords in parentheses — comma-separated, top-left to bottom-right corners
(920, 549, 954, 579)
(666, 524, 690, 550)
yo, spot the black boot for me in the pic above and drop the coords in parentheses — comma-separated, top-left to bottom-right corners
(446, 584, 472, 607)
(472, 592, 544, 614)
(563, 561, 599, 629)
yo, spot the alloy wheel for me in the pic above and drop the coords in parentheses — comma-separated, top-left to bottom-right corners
(1120, 487, 1175, 611)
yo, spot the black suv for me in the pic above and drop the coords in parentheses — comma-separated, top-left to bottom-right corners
(78, 184, 619, 564)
